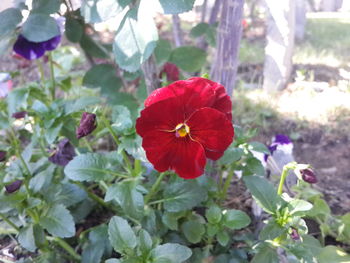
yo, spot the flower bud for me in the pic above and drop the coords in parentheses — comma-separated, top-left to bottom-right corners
(300, 168, 317, 184)
(5, 180, 23, 193)
(290, 228, 300, 241)
(76, 112, 97, 139)
(0, 151, 6, 162)
(160, 63, 180, 82)
(12, 111, 27, 119)
(48, 138, 76, 166)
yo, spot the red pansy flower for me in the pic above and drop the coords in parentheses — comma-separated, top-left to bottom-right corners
(159, 62, 180, 82)
(136, 77, 234, 179)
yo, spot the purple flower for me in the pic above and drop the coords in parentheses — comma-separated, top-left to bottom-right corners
(76, 112, 97, 139)
(290, 228, 300, 240)
(0, 151, 6, 162)
(273, 134, 292, 145)
(12, 111, 27, 119)
(13, 18, 63, 60)
(5, 180, 23, 193)
(48, 138, 76, 166)
(300, 168, 317, 184)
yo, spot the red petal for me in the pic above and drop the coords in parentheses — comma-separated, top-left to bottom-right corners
(144, 77, 231, 120)
(187, 107, 234, 161)
(136, 97, 184, 137)
(142, 130, 206, 179)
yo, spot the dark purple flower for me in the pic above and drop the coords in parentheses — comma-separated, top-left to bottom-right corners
(264, 144, 278, 162)
(5, 180, 23, 193)
(13, 17, 63, 60)
(290, 228, 300, 240)
(12, 111, 27, 119)
(48, 138, 76, 166)
(0, 151, 6, 162)
(300, 168, 317, 184)
(273, 134, 291, 145)
(76, 112, 97, 139)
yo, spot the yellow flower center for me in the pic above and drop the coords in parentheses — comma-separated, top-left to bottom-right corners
(175, 123, 190, 138)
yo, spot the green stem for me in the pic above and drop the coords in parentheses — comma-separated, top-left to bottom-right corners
(0, 213, 19, 232)
(84, 138, 93, 152)
(221, 170, 234, 201)
(100, 115, 132, 173)
(144, 172, 168, 204)
(277, 166, 289, 195)
(48, 52, 56, 100)
(47, 236, 81, 261)
(36, 59, 45, 86)
(75, 182, 110, 210)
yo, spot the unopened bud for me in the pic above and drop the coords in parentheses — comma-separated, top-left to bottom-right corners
(0, 151, 6, 162)
(76, 112, 97, 139)
(300, 168, 317, 184)
(290, 228, 300, 240)
(5, 180, 23, 193)
(12, 111, 27, 119)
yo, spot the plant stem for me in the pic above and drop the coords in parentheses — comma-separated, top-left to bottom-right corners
(144, 172, 168, 204)
(47, 236, 81, 261)
(0, 213, 19, 232)
(221, 170, 234, 201)
(74, 182, 110, 210)
(48, 52, 56, 100)
(36, 59, 45, 86)
(100, 115, 132, 173)
(277, 166, 289, 195)
(84, 138, 93, 152)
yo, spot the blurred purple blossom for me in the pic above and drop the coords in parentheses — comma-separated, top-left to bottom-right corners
(12, 111, 27, 119)
(5, 180, 23, 193)
(0, 151, 6, 162)
(76, 112, 97, 139)
(48, 138, 76, 166)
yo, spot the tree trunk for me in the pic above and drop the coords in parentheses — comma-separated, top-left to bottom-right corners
(210, 0, 244, 97)
(172, 14, 184, 47)
(263, 0, 295, 92)
(295, 0, 306, 41)
(141, 55, 160, 94)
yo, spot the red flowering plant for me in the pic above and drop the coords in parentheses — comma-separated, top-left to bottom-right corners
(136, 77, 234, 179)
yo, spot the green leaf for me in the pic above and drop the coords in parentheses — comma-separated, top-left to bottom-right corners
(206, 205, 222, 224)
(0, 8, 22, 37)
(151, 243, 192, 263)
(138, 229, 153, 254)
(223, 209, 251, 230)
(317, 246, 350, 263)
(39, 204, 75, 238)
(80, 0, 129, 23)
(288, 199, 313, 216)
(243, 176, 282, 214)
(29, 165, 55, 193)
(306, 198, 331, 219)
(65, 17, 84, 43)
(119, 136, 146, 162)
(216, 230, 230, 246)
(105, 181, 144, 219)
(64, 96, 100, 115)
(218, 147, 244, 165)
(244, 157, 265, 176)
(169, 46, 206, 72)
(32, 0, 61, 14)
(105, 260, 121, 263)
(22, 14, 60, 42)
(82, 224, 110, 263)
(207, 224, 219, 237)
(158, 0, 195, 14)
(83, 64, 122, 95)
(107, 92, 139, 116)
(190, 23, 210, 38)
(64, 153, 113, 182)
(80, 33, 109, 58)
(163, 180, 207, 212)
(154, 39, 172, 64)
(249, 142, 270, 154)
(182, 220, 205, 244)
(259, 220, 285, 240)
(18, 225, 36, 252)
(111, 105, 132, 133)
(113, 8, 158, 72)
(251, 246, 279, 263)
(7, 87, 28, 115)
(108, 216, 137, 253)
(161, 211, 185, 231)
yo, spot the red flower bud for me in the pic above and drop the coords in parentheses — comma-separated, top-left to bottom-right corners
(300, 168, 317, 184)
(48, 138, 76, 166)
(12, 111, 27, 119)
(290, 228, 300, 240)
(76, 112, 97, 139)
(5, 180, 23, 193)
(0, 151, 6, 162)
(160, 63, 180, 82)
